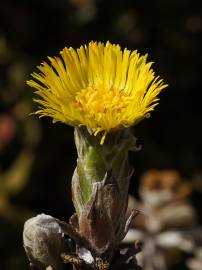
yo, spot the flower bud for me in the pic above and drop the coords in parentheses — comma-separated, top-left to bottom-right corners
(23, 214, 67, 270)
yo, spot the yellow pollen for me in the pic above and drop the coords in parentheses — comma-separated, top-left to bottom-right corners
(75, 86, 131, 117)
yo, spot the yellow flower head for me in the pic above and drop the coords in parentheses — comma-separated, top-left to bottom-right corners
(27, 41, 168, 144)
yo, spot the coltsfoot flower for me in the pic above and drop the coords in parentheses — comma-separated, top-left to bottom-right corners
(27, 41, 168, 144)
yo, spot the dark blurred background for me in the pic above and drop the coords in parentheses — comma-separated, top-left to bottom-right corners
(0, 0, 202, 269)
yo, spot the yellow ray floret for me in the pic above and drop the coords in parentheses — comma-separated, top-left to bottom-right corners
(27, 41, 168, 144)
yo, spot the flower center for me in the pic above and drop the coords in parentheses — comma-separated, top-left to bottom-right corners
(75, 85, 131, 121)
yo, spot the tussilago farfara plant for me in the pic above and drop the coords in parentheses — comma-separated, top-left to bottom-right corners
(23, 41, 168, 270)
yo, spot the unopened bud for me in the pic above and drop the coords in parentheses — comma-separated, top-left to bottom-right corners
(23, 214, 67, 270)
